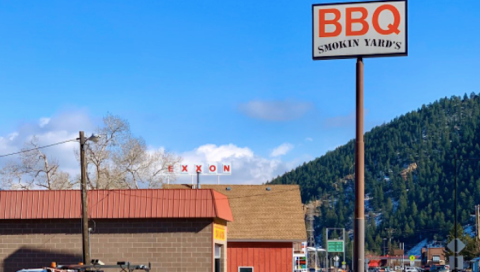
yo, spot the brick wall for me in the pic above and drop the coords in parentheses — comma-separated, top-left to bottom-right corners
(0, 218, 213, 272)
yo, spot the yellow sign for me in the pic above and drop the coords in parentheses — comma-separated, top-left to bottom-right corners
(214, 224, 226, 241)
(409, 255, 415, 261)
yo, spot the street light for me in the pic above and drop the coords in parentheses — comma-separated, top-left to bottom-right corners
(78, 131, 100, 265)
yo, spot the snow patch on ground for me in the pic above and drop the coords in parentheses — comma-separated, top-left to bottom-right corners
(375, 213, 383, 227)
(392, 199, 399, 212)
(407, 239, 428, 256)
(365, 200, 371, 211)
(464, 225, 476, 237)
(365, 195, 372, 212)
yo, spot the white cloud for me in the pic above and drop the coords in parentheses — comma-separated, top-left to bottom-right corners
(195, 144, 253, 161)
(305, 137, 313, 142)
(8, 132, 19, 141)
(238, 99, 313, 121)
(325, 110, 369, 128)
(39, 118, 50, 128)
(270, 143, 294, 157)
(0, 110, 95, 177)
(325, 112, 356, 128)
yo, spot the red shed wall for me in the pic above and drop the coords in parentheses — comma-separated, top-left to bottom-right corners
(227, 242, 292, 272)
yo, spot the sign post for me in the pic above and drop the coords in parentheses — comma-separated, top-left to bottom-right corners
(312, 2, 408, 272)
(409, 255, 415, 267)
(326, 228, 346, 269)
(448, 238, 466, 271)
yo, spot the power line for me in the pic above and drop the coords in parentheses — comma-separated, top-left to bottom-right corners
(0, 139, 77, 158)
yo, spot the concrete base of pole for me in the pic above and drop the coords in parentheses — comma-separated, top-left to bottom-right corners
(354, 218, 365, 272)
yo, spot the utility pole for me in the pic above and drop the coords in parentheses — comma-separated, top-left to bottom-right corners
(385, 228, 396, 255)
(476, 204, 480, 240)
(454, 156, 458, 272)
(79, 131, 90, 265)
(383, 238, 387, 256)
(451, 156, 479, 272)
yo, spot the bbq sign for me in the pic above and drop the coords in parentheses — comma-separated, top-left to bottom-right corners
(312, 0, 407, 60)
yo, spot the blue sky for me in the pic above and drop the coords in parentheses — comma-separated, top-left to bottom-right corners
(0, 0, 479, 184)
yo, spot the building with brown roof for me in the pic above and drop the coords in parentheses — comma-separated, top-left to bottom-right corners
(165, 184, 307, 272)
(421, 247, 446, 265)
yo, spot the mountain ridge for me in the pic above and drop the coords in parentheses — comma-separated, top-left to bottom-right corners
(269, 93, 480, 258)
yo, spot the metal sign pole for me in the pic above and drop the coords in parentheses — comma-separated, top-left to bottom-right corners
(343, 228, 346, 265)
(454, 156, 458, 272)
(354, 57, 365, 272)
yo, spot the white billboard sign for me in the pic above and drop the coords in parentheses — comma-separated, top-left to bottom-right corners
(208, 164, 218, 174)
(312, 0, 407, 60)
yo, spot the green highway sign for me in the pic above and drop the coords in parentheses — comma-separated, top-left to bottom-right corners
(327, 240, 344, 252)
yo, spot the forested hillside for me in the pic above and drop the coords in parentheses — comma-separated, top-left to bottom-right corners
(269, 93, 480, 255)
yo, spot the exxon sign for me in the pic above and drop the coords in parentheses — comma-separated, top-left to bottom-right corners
(167, 163, 232, 175)
(312, 0, 407, 60)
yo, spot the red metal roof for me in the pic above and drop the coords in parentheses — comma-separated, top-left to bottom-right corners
(0, 189, 233, 221)
(211, 190, 233, 222)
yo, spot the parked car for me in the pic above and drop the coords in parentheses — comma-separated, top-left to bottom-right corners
(431, 265, 449, 272)
(406, 267, 418, 272)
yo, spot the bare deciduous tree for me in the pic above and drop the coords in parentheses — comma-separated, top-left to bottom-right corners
(85, 114, 181, 189)
(0, 136, 73, 190)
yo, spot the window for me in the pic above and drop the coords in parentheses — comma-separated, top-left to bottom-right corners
(433, 255, 440, 262)
(215, 245, 221, 259)
(215, 245, 222, 272)
(238, 267, 254, 272)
